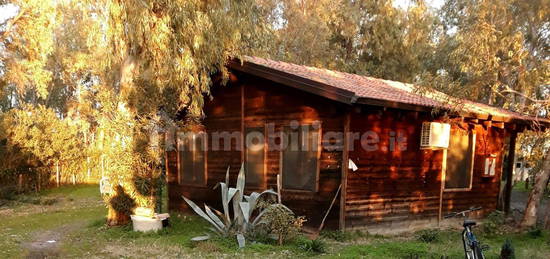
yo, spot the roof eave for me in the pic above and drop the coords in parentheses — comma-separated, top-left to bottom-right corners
(228, 59, 358, 105)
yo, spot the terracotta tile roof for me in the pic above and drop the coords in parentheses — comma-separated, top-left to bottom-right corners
(238, 56, 547, 124)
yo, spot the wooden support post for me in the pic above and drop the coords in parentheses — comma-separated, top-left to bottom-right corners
(276, 174, 282, 204)
(240, 83, 245, 163)
(339, 111, 351, 231)
(438, 149, 448, 225)
(504, 131, 517, 214)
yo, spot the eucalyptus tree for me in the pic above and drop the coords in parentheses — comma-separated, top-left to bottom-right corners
(270, 0, 436, 83)
(436, 0, 549, 228)
(0, 0, 273, 225)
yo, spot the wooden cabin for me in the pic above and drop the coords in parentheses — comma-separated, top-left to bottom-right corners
(166, 56, 548, 233)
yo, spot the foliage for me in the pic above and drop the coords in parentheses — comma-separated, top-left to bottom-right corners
(269, 0, 436, 83)
(0, 185, 17, 200)
(0, 0, 273, 223)
(296, 237, 326, 254)
(500, 239, 516, 259)
(415, 229, 441, 243)
(108, 185, 137, 217)
(183, 165, 281, 248)
(320, 230, 363, 242)
(527, 226, 543, 238)
(256, 202, 305, 245)
(482, 210, 506, 236)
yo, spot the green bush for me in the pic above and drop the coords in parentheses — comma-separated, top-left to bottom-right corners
(321, 230, 359, 242)
(416, 229, 441, 243)
(527, 226, 543, 238)
(297, 238, 326, 254)
(482, 210, 506, 235)
(0, 185, 18, 200)
(258, 203, 305, 245)
(500, 239, 515, 259)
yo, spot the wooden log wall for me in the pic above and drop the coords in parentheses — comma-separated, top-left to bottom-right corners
(345, 107, 506, 230)
(167, 73, 346, 228)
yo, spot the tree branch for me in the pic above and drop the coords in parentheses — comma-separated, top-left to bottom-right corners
(1, 8, 25, 41)
(496, 85, 550, 104)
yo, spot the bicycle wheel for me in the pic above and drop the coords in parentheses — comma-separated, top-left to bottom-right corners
(472, 244, 485, 259)
(463, 242, 475, 259)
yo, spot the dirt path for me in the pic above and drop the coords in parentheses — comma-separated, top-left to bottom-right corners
(22, 222, 83, 259)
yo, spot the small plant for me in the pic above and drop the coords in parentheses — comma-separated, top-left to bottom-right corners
(482, 210, 506, 235)
(40, 198, 58, 206)
(416, 229, 440, 243)
(183, 164, 295, 248)
(0, 185, 17, 200)
(500, 239, 515, 259)
(297, 238, 326, 254)
(257, 203, 305, 245)
(527, 226, 543, 238)
(320, 230, 358, 242)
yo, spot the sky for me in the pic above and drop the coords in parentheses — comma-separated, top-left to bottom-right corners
(0, 3, 18, 24)
(394, 0, 445, 9)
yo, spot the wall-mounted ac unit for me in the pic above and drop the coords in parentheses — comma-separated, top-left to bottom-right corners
(420, 122, 450, 149)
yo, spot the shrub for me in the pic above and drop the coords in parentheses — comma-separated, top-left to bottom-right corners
(0, 185, 17, 200)
(109, 185, 137, 217)
(527, 226, 543, 238)
(482, 210, 506, 235)
(321, 230, 364, 242)
(259, 203, 305, 245)
(297, 238, 326, 254)
(500, 239, 515, 259)
(40, 198, 58, 206)
(416, 229, 441, 243)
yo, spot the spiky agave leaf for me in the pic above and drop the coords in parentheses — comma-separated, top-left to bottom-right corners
(220, 182, 238, 225)
(237, 233, 246, 248)
(182, 196, 224, 234)
(225, 166, 230, 185)
(204, 205, 226, 231)
(239, 202, 251, 223)
(191, 235, 210, 242)
(233, 163, 246, 227)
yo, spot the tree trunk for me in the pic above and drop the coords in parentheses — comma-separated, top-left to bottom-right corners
(107, 207, 130, 226)
(521, 150, 550, 228)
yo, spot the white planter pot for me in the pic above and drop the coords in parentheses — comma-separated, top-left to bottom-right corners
(130, 215, 163, 232)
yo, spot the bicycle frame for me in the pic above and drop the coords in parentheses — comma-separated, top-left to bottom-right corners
(445, 207, 485, 259)
(462, 226, 481, 259)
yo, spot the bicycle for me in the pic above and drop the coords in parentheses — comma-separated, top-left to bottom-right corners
(444, 207, 486, 259)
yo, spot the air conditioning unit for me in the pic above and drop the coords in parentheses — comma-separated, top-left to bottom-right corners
(420, 122, 450, 149)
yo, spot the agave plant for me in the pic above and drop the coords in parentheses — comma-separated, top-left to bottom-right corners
(182, 164, 277, 248)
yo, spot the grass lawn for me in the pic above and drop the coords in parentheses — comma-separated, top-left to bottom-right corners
(1, 185, 549, 258)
